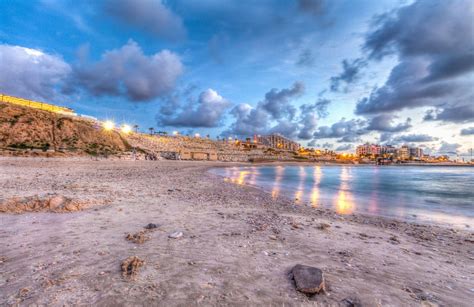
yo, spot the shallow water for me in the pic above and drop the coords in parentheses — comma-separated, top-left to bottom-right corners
(211, 165, 474, 228)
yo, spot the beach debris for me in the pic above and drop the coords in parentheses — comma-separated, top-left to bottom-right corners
(403, 286, 437, 302)
(317, 223, 331, 230)
(169, 231, 183, 239)
(126, 231, 150, 244)
(389, 235, 401, 244)
(291, 264, 325, 294)
(0, 256, 7, 264)
(0, 194, 106, 214)
(341, 296, 362, 307)
(144, 223, 159, 230)
(291, 222, 303, 229)
(121, 256, 145, 280)
(18, 287, 30, 298)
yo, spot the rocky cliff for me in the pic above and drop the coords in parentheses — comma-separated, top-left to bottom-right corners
(0, 102, 131, 155)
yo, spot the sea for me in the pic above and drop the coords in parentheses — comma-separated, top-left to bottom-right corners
(210, 165, 474, 228)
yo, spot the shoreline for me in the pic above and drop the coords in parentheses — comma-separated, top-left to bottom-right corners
(208, 164, 474, 230)
(1, 157, 473, 305)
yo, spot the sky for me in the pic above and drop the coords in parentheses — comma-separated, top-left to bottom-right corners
(0, 0, 473, 157)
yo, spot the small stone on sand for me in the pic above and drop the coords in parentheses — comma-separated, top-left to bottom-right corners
(169, 231, 183, 239)
(291, 264, 325, 294)
(144, 223, 159, 230)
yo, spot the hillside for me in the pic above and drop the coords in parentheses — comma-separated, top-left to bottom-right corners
(0, 102, 131, 155)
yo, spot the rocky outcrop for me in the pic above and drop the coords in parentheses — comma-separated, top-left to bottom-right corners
(0, 102, 130, 155)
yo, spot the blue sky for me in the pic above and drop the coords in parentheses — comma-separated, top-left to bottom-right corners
(0, 0, 473, 156)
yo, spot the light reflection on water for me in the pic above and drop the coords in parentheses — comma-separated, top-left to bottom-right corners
(213, 165, 474, 228)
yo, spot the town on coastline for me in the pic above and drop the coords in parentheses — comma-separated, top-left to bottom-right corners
(1, 93, 472, 165)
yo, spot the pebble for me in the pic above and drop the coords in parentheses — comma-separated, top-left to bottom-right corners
(144, 223, 159, 230)
(169, 231, 183, 239)
(291, 264, 325, 294)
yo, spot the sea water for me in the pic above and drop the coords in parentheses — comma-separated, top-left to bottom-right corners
(211, 165, 474, 228)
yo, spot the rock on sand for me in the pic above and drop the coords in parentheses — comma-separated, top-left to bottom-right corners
(291, 264, 325, 294)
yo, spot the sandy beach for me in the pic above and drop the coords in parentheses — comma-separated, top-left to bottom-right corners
(0, 157, 473, 306)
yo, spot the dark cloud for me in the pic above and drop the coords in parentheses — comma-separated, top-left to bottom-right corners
(366, 114, 411, 132)
(357, 0, 473, 118)
(301, 98, 331, 119)
(157, 89, 230, 128)
(330, 58, 367, 92)
(69, 40, 183, 101)
(297, 0, 326, 16)
(0, 44, 71, 101)
(313, 118, 367, 142)
(424, 104, 474, 123)
(261, 82, 304, 120)
(225, 82, 329, 139)
(225, 103, 271, 137)
(225, 82, 304, 137)
(364, 1, 472, 59)
(335, 144, 353, 151)
(391, 134, 437, 143)
(297, 98, 331, 140)
(269, 120, 301, 139)
(460, 127, 474, 136)
(296, 49, 315, 67)
(104, 0, 185, 40)
(438, 142, 461, 155)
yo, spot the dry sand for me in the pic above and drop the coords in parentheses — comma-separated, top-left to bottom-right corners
(0, 157, 473, 306)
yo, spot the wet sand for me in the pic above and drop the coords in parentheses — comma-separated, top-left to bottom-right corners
(0, 157, 473, 306)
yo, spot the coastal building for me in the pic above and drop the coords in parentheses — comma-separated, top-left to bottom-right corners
(381, 145, 397, 155)
(254, 134, 300, 151)
(356, 143, 381, 157)
(409, 147, 423, 159)
(398, 145, 410, 160)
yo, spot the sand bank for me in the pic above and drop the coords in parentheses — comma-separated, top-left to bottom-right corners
(0, 157, 472, 306)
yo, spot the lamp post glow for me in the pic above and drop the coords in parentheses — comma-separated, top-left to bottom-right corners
(121, 124, 132, 134)
(173, 131, 179, 136)
(103, 120, 115, 131)
(194, 133, 200, 138)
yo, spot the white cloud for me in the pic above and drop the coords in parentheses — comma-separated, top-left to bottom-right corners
(0, 44, 71, 100)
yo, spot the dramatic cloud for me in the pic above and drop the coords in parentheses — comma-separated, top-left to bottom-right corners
(0, 44, 71, 100)
(104, 0, 185, 40)
(438, 142, 462, 155)
(225, 82, 333, 139)
(366, 114, 411, 132)
(225, 103, 271, 137)
(261, 82, 304, 120)
(356, 0, 474, 118)
(157, 89, 230, 128)
(460, 127, 474, 136)
(313, 118, 367, 142)
(297, 98, 331, 139)
(225, 82, 309, 138)
(424, 104, 474, 123)
(70, 41, 183, 101)
(391, 134, 437, 144)
(330, 58, 367, 92)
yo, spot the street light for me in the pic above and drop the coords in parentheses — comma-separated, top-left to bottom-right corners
(103, 120, 115, 131)
(173, 131, 179, 136)
(195, 133, 200, 138)
(121, 124, 132, 134)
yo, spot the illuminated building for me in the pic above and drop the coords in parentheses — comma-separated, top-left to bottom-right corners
(356, 143, 381, 156)
(254, 133, 300, 151)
